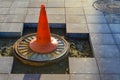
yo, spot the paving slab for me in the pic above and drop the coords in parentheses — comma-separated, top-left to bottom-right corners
(86, 16, 107, 24)
(100, 74, 120, 80)
(69, 58, 99, 74)
(109, 24, 120, 33)
(9, 8, 28, 14)
(90, 34, 115, 45)
(66, 8, 84, 15)
(0, 57, 13, 73)
(0, 8, 9, 14)
(46, 2, 65, 8)
(39, 74, 69, 80)
(30, 0, 47, 3)
(11, 1, 29, 8)
(105, 14, 120, 24)
(27, 8, 40, 15)
(23, 74, 40, 80)
(48, 0, 64, 2)
(66, 15, 86, 23)
(0, 23, 23, 37)
(84, 8, 104, 15)
(0, 74, 9, 80)
(117, 45, 120, 51)
(48, 14, 65, 23)
(82, 0, 96, 8)
(70, 74, 100, 80)
(47, 0, 64, 8)
(5, 15, 26, 23)
(0, 15, 7, 22)
(0, 1, 13, 8)
(97, 58, 120, 74)
(8, 74, 24, 80)
(92, 45, 120, 58)
(66, 23, 88, 33)
(113, 34, 120, 44)
(65, 0, 82, 7)
(46, 8, 65, 14)
(29, 2, 41, 8)
(88, 24, 111, 33)
(25, 14, 39, 23)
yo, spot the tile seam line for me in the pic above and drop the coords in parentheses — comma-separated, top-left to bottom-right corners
(107, 23, 120, 55)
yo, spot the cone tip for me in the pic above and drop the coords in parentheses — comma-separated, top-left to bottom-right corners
(41, 4, 45, 8)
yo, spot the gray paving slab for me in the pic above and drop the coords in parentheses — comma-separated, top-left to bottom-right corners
(5, 15, 26, 23)
(0, 1, 12, 8)
(11, 1, 29, 8)
(27, 8, 40, 14)
(113, 34, 120, 44)
(29, 2, 43, 8)
(0, 23, 23, 37)
(46, 8, 65, 14)
(8, 74, 24, 80)
(97, 58, 120, 74)
(0, 8, 9, 14)
(30, 0, 47, 3)
(23, 74, 40, 80)
(84, 8, 104, 15)
(100, 74, 120, 80)
(65, 0, 82, 7)
(0, 57, 13, 73)
(66, 8, 84, 15)
(0, 15, 7, 22)
(90, 34, 115, 45)
(66, 15, 86, 23)
(25, 14, 39, 23)
(40, 74, 69, 80)
(86, 16, 107, 24)
(92, 45, 120, 58)
(48, 0, 64, 2)
(46, 2, 65, 8)
(9, 8, 28, 14)
(0, 74, 8, 80)
(47, 0, 64, 8)
(66, 23, 88, 33)
(48, 14, 65, 23)
(70, 74, 100, 80)
(82, 0, 96, 8)
(88, 24, 111, 33)
(69, 58, 99, 74)
(109, 24, 120, 33)
(117, 45, 120, 51)
(105, 14, 120, 24)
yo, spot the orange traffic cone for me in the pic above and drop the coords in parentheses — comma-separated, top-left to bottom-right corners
(29, 4, 58, 53)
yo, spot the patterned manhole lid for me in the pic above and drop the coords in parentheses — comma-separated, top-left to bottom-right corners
(93, 1, 120, 14)
(13, 33, 69, 66)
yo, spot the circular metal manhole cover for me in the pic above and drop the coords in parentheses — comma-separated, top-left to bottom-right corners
(93, 1, 120, 14)
(13, 33, 69, 66)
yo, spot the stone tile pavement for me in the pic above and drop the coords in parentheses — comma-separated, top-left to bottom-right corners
(0, 0, 120, 80)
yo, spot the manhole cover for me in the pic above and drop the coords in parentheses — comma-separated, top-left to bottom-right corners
(93, 1, 120, 14)
(13, 33, 69, 66)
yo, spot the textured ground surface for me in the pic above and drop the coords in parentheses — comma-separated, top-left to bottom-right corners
(0, 0, 120, 80)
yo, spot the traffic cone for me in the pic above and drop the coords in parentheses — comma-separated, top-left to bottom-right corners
(29, 4, 58, 53)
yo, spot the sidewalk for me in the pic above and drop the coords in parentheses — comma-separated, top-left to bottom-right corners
(0, 0, 120, 80)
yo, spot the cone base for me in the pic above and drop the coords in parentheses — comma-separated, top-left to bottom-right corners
(29, 37, 58, 54)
